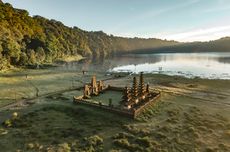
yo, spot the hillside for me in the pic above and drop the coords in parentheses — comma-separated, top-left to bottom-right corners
(0, 1, 178, 70)
(133, 37, 230, 54)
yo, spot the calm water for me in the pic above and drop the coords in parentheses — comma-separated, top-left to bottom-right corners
(109, 52, 230, 79)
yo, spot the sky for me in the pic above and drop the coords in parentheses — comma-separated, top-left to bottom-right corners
(3, 0, 230, 42)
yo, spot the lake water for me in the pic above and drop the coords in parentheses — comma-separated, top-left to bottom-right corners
(109, 52, 230, 79)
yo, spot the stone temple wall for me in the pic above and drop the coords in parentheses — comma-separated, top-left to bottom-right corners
(73, 87, 161, 119)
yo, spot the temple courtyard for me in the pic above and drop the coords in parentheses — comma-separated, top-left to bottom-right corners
(73, 73, 161, 118)
(89, 90, 122, 106)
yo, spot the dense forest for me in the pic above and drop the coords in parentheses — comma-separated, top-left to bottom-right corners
(0, 1, 178, 70)
(133, 37, 230, 54)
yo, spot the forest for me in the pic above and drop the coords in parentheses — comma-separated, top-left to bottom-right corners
(133, 37, 230, 54)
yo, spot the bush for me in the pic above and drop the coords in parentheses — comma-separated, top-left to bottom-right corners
(27, 143, 34, 149)
(139, 128, 151, 136)
(82, 135, 103, 151)
(113, 138, 130, 148)
(57, 143, 71, 152)
(135, 137, 152, 147)
(86, 135, 103, 146)
(114, 138, 143, 151)
(225, 130, 230, 137)
(113, 132, 134, 140)
(2, 119, 12, 128)
(122, 125, 139, 135)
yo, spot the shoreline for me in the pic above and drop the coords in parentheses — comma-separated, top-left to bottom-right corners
(1, 67, 230, 116)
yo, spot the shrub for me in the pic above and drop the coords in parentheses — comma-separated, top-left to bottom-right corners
(139, 128, 151, 136)
(167, 109, 180, 117)
(2, 119, 12, 128)
(113, 138, 130, 148)
(135, 137, 152, 147)
(57, 143, 71, 152)
(205, 147, 217, 152)
(225, 130, 230, 137)
(87, 135, 103, 146)
(27, 143, 34, 149)
(82, 135, 103, 151)
(113, 132, 134, 140)
(122, 125, 139, 135)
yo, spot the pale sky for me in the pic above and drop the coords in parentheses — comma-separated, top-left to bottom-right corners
(3, 0, 230, 42)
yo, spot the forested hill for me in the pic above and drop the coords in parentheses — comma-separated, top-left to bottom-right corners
(0, 2, 178, 70)
(133, 37, 230, 54)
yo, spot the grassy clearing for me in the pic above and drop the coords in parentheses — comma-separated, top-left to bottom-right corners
(0, 68, 230, 151)
(0, 67, 111, 107)
(1, 90, 229, 151)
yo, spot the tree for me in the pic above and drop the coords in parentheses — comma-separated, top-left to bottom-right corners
(46, 34, 59, 59)
(27, 49, 36, 65)
(1, 40, 21, 65)
(0, 43, 3, 57)
(18, 52, 28, 65)
(0, 58, 8, 70)
(36, 47, 45, 63)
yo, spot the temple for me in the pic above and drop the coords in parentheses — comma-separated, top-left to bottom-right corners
(74, 72, 160, 119)
(122, 72, 150, 109)
(83, 76, 105, 98)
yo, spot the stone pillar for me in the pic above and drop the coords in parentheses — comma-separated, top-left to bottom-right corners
(132, 77, 138, 98)
(146, 83, 150, 93)
(98, 80, 103, 92)
(91, 76, 97, 88)
(84, 85, 90, 98)
(139, 72, 145, 96)
(122, 86, 131, 103)
(91, 76, 98, 94)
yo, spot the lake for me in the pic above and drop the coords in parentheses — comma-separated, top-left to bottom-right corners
(108, 52, 230, 79)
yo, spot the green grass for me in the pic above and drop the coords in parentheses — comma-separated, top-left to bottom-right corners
(1, 91, 230, 151)
(89, 90, 123, 106)
(0, 102, 132, 151)
(0, 67, 111, 107)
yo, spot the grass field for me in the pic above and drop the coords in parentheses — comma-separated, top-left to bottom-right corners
(0, 66, 110, 107)
(0, 68, 230, 151)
